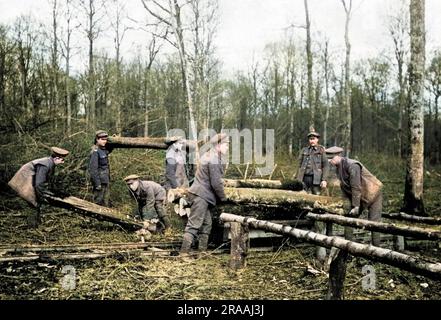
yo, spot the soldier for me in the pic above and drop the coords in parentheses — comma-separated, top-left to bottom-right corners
(89, 130, 112, 206)
(124, 175, 171, 232)
(8, 147, 69, 228)
(164, 139, 189, 190)
(180, 133, 229, 254)
(326, 146, 384, 246)
(296, 129, 329, 195)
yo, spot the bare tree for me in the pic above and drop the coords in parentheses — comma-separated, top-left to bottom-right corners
(388, 1, 409, 158)
(304, 0, 315, 127)
(427, 52, 441, 163)
(341, 0, 352, 157)
(403, 0, 425, 215)
(322, 38, 332, 147)
(79, 0, 105, 131)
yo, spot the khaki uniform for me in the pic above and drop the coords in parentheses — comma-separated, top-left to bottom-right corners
(296, 145, 329, 195)
(336, 157, 383, 246)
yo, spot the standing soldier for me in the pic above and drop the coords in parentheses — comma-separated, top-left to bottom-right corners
(180, 133, 229, 254)
(89, 130, 112, 206)
(296, 128, 329, 195)
(8, 147, 69, 228)
(326, 146, 384, 246)
(124, 175, 171, 232)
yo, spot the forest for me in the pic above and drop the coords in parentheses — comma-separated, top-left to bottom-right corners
(0, 0, 440, 302)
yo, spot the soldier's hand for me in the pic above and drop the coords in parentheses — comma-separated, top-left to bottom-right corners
(95, 185, 102, 191)
(320, 181, 327, 188)
(348, 206, 360, 217)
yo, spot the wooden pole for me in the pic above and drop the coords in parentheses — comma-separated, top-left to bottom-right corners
(220, 213, 441, 280)
(326, 249, 349, 300)
(229, 222, 250, 270)
(306, 212, 441, 241)
(383, 212, 441, 225)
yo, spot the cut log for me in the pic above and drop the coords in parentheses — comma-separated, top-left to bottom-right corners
(107, 136, 180, 150)
(167, 187, 345, 214)
(220, 213, 441, 280)
(229, 222, 250, 270)
(107, 136, 199, 150)
(224, 179, 282, 189)
(45, 195, 144, 230)
(383, 212, 441, 225)
(306, 212, 441, 241)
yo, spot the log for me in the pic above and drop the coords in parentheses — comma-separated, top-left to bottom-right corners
(306, 212, 441, 241)
(382, 212, 441, 225)
(45, 195, 144, 230)
(229, 222, 250, 270)
(223, 179, 282, 189)
(107, 136, 199, 150)
(220, 213, 441, 280)
(326, 249, 349, 300)
(107, 136, 180, 150)
(167, 187, 345, 214)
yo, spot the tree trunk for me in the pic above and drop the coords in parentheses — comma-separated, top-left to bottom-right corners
(304, 0, 314, 127)
(107, 136, 181, 149)
(220, 213, 441, 281)
(229, 222, 249, 270)
(341, 0, 352, 156)
(382, 212, 441, 225)
(403, 0, 425, 215)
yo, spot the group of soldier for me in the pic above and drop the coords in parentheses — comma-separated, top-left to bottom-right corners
(9, 127, 383, 255)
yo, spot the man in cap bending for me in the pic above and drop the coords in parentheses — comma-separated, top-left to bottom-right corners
(180, 133, 229, 254)
(124, 174, 171, 232)
(8, 147, 70, 228)
(89, 130, 113, 206)
(326, 146, 384, 246)
(296, 128, 329, 195)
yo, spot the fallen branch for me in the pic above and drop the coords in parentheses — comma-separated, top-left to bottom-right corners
(382, 212, 441, 225)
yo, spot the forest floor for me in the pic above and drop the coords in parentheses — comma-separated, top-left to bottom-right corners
(1, 149, 441, 300)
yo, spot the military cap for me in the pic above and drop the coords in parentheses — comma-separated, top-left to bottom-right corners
(95, 130, 109, 139)
(51, 147, 69, 158)
(325, 146, 344, 155)
(307, 131, 320, 138)
(123, 174, 140, 182)
(209, 133, 229, 145)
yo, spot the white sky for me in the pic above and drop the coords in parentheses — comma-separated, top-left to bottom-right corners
(1, 0, 440, 77)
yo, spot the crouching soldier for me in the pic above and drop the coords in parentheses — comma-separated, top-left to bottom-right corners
(8, 147, 69, 228)
(180, 133, 229, 254)
(124, 175, 171, 232)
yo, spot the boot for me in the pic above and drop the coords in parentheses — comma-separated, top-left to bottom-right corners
(198, 234, 209, 251)
(180, 233, 194, 254)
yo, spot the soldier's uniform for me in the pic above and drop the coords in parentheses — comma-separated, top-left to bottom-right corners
(8, 147, 69, 228)
(124, 175, 170, 230)
(164, 140, 189, 190)
(89, 130, 112, 206)
(296, 132, 329, 195)
(180, 133, 228, 253)
(326, 146, 383, 246)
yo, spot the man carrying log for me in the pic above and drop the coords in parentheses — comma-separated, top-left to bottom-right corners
(180, 133, 229, 254)
(8, 147, 70, 228)
(296, 128, 329, 195)
(326, 146, 384, 246)
(89, 130, 113, 206)
(124, 175, 171, 233)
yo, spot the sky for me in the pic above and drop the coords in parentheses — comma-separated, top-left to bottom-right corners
(1, 0, 440, 77)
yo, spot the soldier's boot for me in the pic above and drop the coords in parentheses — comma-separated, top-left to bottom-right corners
(180, 233, 194, 254)
(198, 234, 209, 252)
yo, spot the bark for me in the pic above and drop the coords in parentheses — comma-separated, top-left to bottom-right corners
(220, 213, 441, 280)
(341, 0, 352, 156)
(45, 195, 143, 230)
(326, 249, 348, 300)
(306, 212, 441, 241)
(403, 0, 425, 215)
(304, 0, 314, 126)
